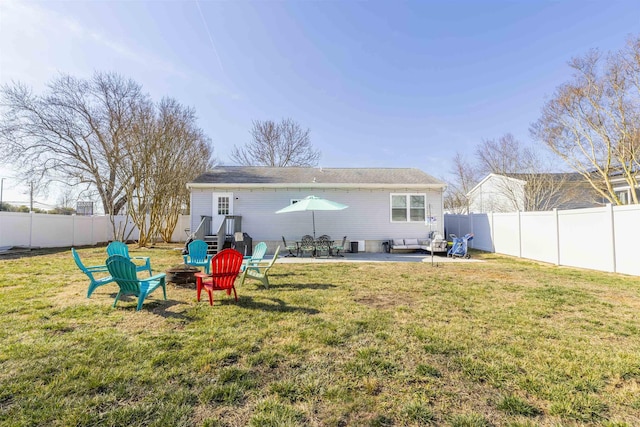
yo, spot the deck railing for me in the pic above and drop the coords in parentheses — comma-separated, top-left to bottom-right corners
(213, 215, 242, 250)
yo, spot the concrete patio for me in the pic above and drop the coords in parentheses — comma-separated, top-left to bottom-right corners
(275, 252, 482, 263)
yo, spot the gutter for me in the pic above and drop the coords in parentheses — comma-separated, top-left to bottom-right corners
(186, 183, 446, 190)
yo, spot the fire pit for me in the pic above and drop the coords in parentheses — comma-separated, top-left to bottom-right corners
(165, 264, 200, 285)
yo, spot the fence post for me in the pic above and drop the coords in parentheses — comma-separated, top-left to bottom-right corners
(607, 204, 616, 273)
(469, 214, 474, 248)
(554, 208, 560, 266)
(517, 211, 522, 258)
(29, 211, 34, 248)
(490, 212, 495, 253)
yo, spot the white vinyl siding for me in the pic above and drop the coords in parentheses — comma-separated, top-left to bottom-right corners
(190, 190, 212, 233)
(190, 187, 444, 242)
(467, 175, 525, 213)
(390, 194, 426, 223)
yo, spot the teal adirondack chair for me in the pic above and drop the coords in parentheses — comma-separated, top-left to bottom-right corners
(240, 241, 268, 272)
(106, 255, 167, 311)
(183, 239, 212, 273)
(71, 248, 114, 298)
(240, 246, 280, 289)
(106, 241, 153, 276)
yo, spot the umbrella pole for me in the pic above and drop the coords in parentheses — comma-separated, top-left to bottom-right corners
(312, 211, 316, 239)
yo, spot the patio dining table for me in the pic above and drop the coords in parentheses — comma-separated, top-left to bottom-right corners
(296, 238, 335, 257)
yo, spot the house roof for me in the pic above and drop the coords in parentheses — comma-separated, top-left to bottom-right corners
(188, 166, 445, 189)
(506, 172, 586, 182)
(467, 172, 588, 196)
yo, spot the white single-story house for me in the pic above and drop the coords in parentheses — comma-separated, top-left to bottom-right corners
(467, 172, 604, 213)
(467, 173, 526, 213)
(186, 166, 446, 254)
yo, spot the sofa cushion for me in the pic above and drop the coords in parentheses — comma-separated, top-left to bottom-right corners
(404, 238, 419, 246)
(392, 239, 405, 246)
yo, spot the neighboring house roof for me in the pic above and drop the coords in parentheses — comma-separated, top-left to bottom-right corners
(506, 172, 587, 182)
(467, 172, 593, 195)
(188, 166, 446, 189)
(467, 172, 603, 211)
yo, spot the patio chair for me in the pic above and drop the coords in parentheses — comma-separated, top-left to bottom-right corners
(240, 246, 280, 289)
(182, 239, 212, 274)
(241, 241, 267, 272)
(281, 236, 298, 257)
(106, 254, 167, 311)
(315, 235, 332, 257)
(331, 236, 347, 257)
(299, 235, 315, 257)
(106, 241, 153, 276)
(71, 248, 114, 298)
(195, 248, 244, 306)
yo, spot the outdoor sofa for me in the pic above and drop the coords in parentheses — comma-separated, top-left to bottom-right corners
(390, 236, 448, 253)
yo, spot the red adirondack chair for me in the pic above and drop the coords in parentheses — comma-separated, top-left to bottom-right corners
(195, 248, 244, 306)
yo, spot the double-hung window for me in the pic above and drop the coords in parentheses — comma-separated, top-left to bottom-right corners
(391, 194, 426, 222)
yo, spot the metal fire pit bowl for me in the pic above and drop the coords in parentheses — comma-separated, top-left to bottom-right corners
(165, 264, 200, 285)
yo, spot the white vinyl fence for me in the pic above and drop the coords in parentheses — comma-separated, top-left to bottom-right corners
(445, 204, 640, 276)
(0, 212, 191, 248)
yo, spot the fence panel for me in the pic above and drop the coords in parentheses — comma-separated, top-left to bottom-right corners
(0, 213, 190, 249)
(470, 214, 493, 252)
(74, 216, 92, 246)
(111, 215, 140, 242)
(520, 212, 557, 265)
(558, 207, 614, 273)
(91, 216, 112, 244)
(444, 215, 471, 239)
(445, 204, 640, 276)
(31, 214, 74, 248)
(492, 213, 520, 257)
(170, 215, 192, 243)
(612, 205, 640, 276)
(0, 212, 32, 247)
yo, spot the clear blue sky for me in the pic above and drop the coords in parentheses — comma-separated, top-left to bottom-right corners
(1, 0, 640, 206)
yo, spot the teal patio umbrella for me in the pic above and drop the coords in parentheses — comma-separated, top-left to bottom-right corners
(275, 195, 348, 238)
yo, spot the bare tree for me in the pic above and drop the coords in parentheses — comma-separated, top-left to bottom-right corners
(531, 35, 640, 205)
(231, 118, 320, 166)
(475, 134, 579, 211)
(154, 98, 213, 243)
(475, 134, 522, 176)
(119, 98, 214, 247)
(1, 71, 215, 244)
(444, 152, 480, 214)
(0, 72, 148, 217)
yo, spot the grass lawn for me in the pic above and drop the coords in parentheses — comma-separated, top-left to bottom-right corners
(1, 245, 640, 426)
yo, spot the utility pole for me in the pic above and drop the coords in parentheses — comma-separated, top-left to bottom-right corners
(0, 178, 4, 211)
(30, 181, 33, 212)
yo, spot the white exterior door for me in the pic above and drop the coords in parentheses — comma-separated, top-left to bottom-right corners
(211, 192, 233, 233)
